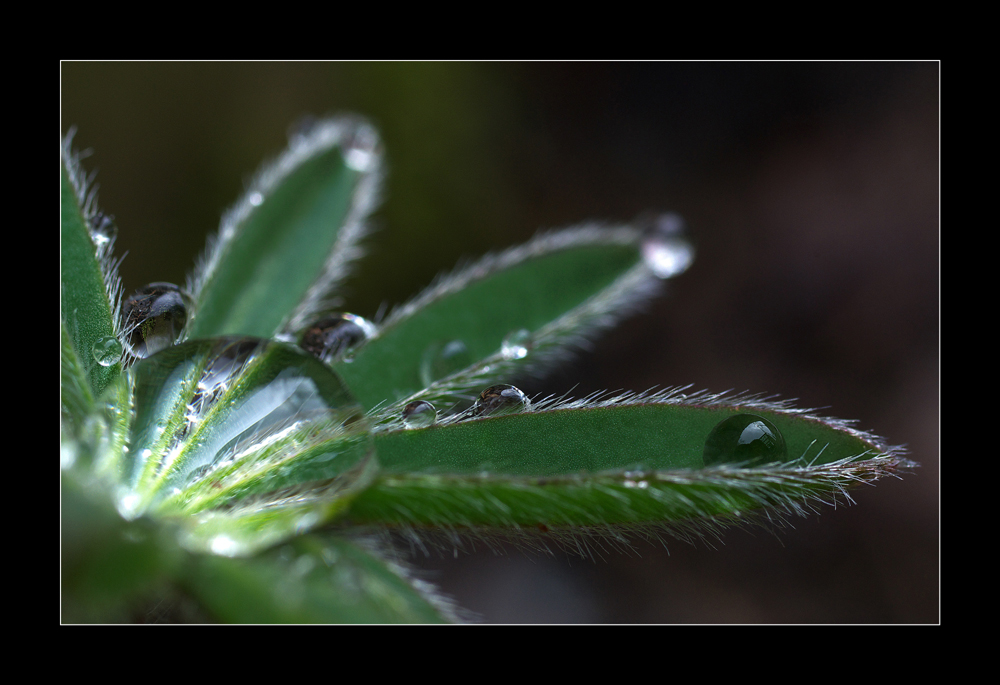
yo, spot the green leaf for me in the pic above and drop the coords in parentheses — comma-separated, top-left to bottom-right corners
(180, 535, 454, 623)
(336, 226, 663, 411)
(344, 392, 911, 535)
(61, 474, 182, 622)
(61, 143, 121, 400)
(186, 118, 381, 341)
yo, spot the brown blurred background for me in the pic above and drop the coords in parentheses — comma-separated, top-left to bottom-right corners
(61, 61, 938, 623)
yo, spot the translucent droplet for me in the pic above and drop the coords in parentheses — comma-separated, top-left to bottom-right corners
(342, 122, 379, 172)
(640, 212, 695, 279)
(92, 335, 123, 367)
(125, 337, 372, 505)
(89, 211, 117, 248)
(420, 339, 472, 386)
(402, 400, 437, 429)
(299, 313, 377, 360)
(703, 413, 787, 467)
(121, 283, 191, 359)
(501, 329, 531, 361)
(248, 191, 264, 207)
(468, 384, 531, 419)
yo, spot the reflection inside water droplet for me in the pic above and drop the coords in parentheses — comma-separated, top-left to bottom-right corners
(298, 313, 376, 361)
(402, 400, 437, 429)
(420, 339, 472, 386)
(125, 337, 371, 507)
(121, 283, 191, 359)
(92, 335, 123, 367)
(703, 413, 787, 467)
(468, 384, 531, 419)
(639, 212, 694, 279)
(501, 329, 531, 360)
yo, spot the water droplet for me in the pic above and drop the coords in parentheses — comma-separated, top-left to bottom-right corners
(703, 414, 787, 467)
(121, 282, 191, 359)
(248, 191, 264, 207)
(640, 212, 695, 279)
(89, 211, 117, 248)
(92, 335, 123, 367)
(501, 329, 531, 360)
(298, 313, 376, 360)
(342, 123, 379, 172)
(420, 339, 472, 385)
(468, 384, 531, 418)
(402, 400, 437, 429)
(125, 337, 372, 500)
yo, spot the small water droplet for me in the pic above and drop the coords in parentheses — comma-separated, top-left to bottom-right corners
(402, 400, 437, 429)
(501, 329, 531, 360)
(468, 384, 531, 419)
(89, 211, 117, 248)
(342, 123, 379, 172)
(420, 339, 472, 385)
(248, 191, 264, 206)
(92, 335, 123, 367)
(703, 413, 787, 467)
(121, 282, 191, 359)
(640, 212, 695, 279)
(299, 313, 376, 360)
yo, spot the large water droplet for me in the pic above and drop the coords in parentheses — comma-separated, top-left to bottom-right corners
(125, 337, 371, 508)
(703, 413, 787, 467)
(402, 400, 437, 429)
(298, 313, 376, 361)
(501, 329, 531, 361)
(468, 384, 531, 419)
(121, 283, 191, 359)
(92, 335, 123, 367)
(640, 212, 695, 279)
(420, 339, 473, 386)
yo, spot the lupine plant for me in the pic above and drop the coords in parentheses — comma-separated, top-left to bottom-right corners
(61, 116, 915, 623)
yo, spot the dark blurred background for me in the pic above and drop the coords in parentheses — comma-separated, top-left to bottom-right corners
(61, 61, 938, 623)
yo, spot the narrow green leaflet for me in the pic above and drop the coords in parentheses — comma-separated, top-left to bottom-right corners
(60, 138, 122, 402)
(344, 391, 912, 539)
(335, 227, 666, 411)
(186, 117, 381, 341)
(180, 535, 456, 623)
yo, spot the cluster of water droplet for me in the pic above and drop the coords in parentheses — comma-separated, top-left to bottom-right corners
(703, 413, 788, 467)
(121, 282, 192, 359)
(298, 313, 377, 362)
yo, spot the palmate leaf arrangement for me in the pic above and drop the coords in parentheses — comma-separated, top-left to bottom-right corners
(61, 115, 915, 623)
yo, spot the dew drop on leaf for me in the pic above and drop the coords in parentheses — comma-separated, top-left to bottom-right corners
(92, 335, 123, 367)
(121, 283, 191, 359)
(420, 339, 473, 385)
(469, 384, 531, 418)
(703, 413, 788, 467)
(89, 211, 117, 248)
(402, 400, 437, 429)
(125, 337, 371, 507)
(342, 121, 379, 172)
(639, 212, 695, 279)
(298, 313, 376, 360)
(501, 329, 531, 360)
